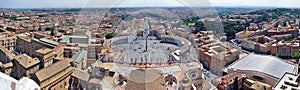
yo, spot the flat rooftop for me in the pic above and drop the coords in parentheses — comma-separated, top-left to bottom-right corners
(15, 54, 40, 68)
(36, 47, 53, 55)
(273, 72, 300, 90)
(210, 44, 227, 54)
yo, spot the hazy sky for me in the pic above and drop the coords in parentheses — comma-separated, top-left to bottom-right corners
(0, 0, 299, 8)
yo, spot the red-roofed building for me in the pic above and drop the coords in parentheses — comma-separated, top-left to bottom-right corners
(198, 42, 239, 75)
(270, 41, 300, 58)
(53, 43, 66, 58)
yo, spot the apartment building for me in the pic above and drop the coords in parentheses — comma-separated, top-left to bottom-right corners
(13, 54, 40, 79)
(241, 35, 276, 54)
(31, 60, 73, 90)
(16, 34, 58, 57)
(271, 41, 300, 58)
(198, 42, 239, 75)
(0, 29, 16, 51)
(35, 47, 55, 68)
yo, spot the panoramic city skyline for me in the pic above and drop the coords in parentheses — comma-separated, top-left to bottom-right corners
(2, 0, 300, 90)
(0, 0, 300, 8)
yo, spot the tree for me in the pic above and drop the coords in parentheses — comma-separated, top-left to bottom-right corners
(292, 52, 300, 63)
(46, 27, 54, 31)
(50, 28, 55, 36)
(9, 17, 17, 20)
(105, 32, 117, 39)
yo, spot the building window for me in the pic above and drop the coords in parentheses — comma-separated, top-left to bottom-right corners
(192, 73, 196, 78)
(64, 82, 67, 87)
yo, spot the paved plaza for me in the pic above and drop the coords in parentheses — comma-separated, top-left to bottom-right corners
(111, 36, 180, 64)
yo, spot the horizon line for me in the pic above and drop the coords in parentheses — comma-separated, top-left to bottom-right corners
(1, 6, 299, 9)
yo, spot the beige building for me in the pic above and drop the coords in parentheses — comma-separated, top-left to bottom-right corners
(35, 47, 55, 68)
(243, 78, 272, 90)
(125, 69, 166, 90)
(16, 35, 34, 56)
(87, 44, 101, 66)
(240, 35, 276, 54)
(235, 30, 264, 39)
(70, 68, 90, 90)
(0, 62, 13, 75)
(16, 33, 58, 57)
(14, 54, 40, 79)
(0, 45, 14, 75)
(32, 60, 73, 90)
(0, 29, 16, 51)
(0, 44, 15, 64)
